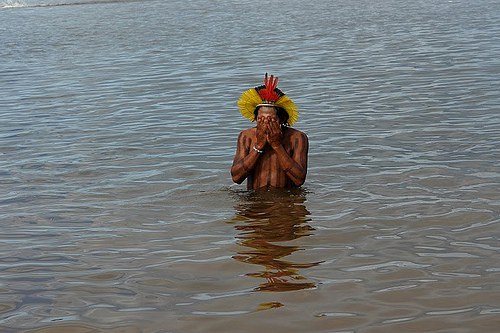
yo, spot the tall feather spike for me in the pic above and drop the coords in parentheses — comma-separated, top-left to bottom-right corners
(258, 73, 280, 102)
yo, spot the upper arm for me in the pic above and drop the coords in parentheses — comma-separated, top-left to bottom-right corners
(292, 131, 309, 170)
(232, 131, 250, 164)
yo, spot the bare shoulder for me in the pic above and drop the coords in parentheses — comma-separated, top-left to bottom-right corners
(286, 127, 308, 141)
(239, 127, 256, 139)
(237, 127, 257, 145)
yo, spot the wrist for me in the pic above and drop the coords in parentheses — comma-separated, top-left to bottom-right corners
(270, 141, 281, 149)
(254, 142, 265, 151)
(253, 145, 264, 154)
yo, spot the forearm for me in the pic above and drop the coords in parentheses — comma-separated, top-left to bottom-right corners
(271, 144, 307, 186)
(231, 148, 262, 184)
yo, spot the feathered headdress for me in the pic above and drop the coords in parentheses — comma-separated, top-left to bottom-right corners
(237, 73, 299, 126)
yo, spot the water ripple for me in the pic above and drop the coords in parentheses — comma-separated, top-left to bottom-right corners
(1, 0, 500, 332)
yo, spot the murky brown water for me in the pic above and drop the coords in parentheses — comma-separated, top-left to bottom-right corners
(1, 0, 499, 332)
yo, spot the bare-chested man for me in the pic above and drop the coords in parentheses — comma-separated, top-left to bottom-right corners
(231, 74, 308, 190)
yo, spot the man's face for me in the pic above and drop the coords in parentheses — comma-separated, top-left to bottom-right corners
(256, 106, 279, 124)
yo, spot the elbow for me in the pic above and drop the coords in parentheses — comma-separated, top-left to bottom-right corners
(232, 176, 244, 184)
(292, 170, 307, 187)
(231, 169, 245, 184)
(294, 178, 306, 187)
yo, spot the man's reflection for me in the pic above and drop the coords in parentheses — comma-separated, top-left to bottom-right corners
(229, 189, 321, 292)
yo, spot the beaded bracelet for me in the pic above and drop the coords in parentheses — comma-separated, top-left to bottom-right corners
(253, 146, 263, 154)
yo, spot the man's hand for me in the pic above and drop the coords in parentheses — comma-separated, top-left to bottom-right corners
(255, 117, 267, 151)
(266, 118, 282, 149)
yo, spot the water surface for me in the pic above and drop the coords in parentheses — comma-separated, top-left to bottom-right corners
(1, 0, 499, 332)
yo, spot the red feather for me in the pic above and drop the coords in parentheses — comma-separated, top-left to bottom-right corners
(258, 73, 280, 102)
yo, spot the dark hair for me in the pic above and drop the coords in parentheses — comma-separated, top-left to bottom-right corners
(254, 106, 290, 125)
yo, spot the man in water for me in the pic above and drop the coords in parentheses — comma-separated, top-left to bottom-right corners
(231, 74, 308, 190)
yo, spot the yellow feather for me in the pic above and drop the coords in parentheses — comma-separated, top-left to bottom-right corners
(237, 89, 261, 122)
(237, 88, 300, 126)
(276, 95, 299, 126)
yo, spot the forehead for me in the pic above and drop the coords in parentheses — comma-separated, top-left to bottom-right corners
(257, 106, 278, 117)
